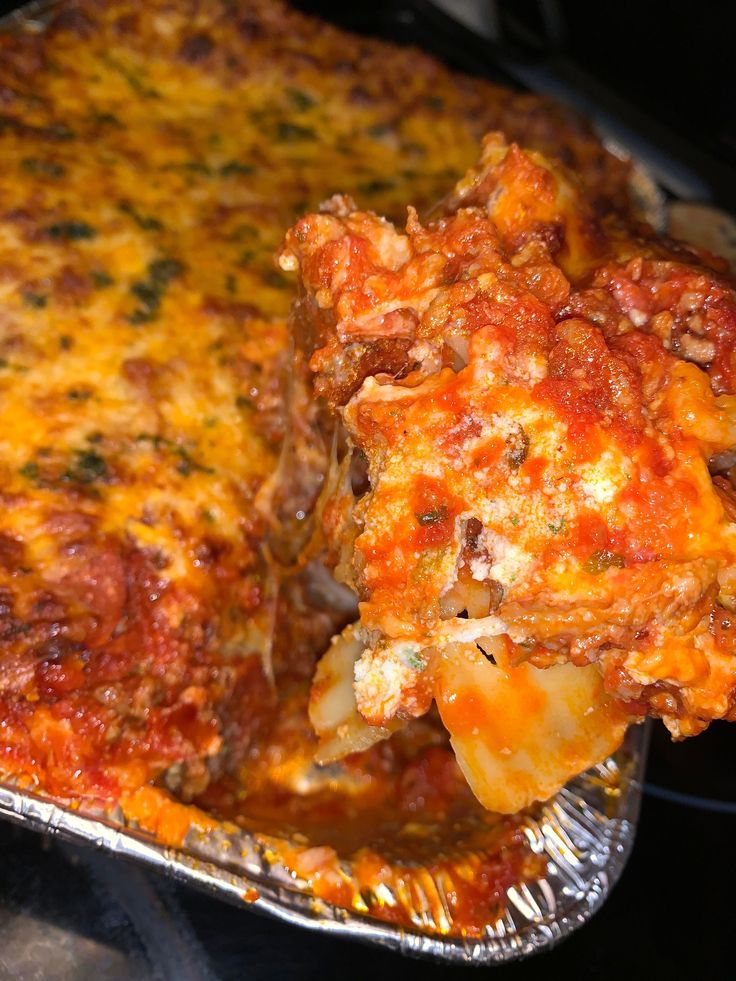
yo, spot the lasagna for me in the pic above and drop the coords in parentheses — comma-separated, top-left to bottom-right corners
(281, 134, 736, 813)
(0, 0, 700, 938)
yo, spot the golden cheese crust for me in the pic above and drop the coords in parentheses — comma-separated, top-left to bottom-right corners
(282, 137, 736, 811)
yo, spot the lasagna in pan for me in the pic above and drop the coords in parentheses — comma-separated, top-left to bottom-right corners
(0, 0, 631, 807)
(0, 0, 734, 936)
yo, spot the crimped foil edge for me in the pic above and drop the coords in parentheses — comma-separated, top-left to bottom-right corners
(0, 724, 648, 966)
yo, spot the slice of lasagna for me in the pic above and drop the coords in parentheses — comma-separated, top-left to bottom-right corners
(280, 135, 736, 814)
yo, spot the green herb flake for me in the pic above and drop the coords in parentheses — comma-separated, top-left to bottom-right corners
(175, 447, 214, 477)
(367, 122, 395, 139)
(65, 449, 107, 484)
(67, 388, 92, 401)
(118, 200, 164, 232)
(129, 282, 159, 321)
(45, 221, 96, 241)
(583, 549, 626, 575)
(91, 111, 122, 128)
(128, 257, 185, 324)
(102, 54, 160, 98)
(357, 178, 396, 194)
(228, 223, 259, 243)
(264, 269, 289, 290)
(47, 123, 76, 141)
(135, 433, 171, 449)
(395, 644, 425, 671)
(510, 515, 520, 526)
(92, 270, 114, 289)
(274, 121, 316, 143)
(21, 157, 65, 178)
(161, 160, 211, 176)
(22, 290, 47, 309)
(19, 461, 40, 482)
(415, 504, 448, 527)
(150, 258, 185, 283)
(219, 161, 256, 177)
(285, 86, 316, 111)
(547, 518, 566, 535)
(185, 160, 211, 175)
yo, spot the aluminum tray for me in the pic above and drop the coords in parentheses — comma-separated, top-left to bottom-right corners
(0, 0, 654, 965)
(0, 724, 649, 965)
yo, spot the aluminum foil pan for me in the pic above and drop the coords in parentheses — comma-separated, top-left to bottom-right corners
(0, 724, 648, 965)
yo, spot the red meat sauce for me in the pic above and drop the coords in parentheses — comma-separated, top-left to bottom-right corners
(198, 734, 533, 938)
(0, 525, 269, 802)
(569, 255, 736, 396)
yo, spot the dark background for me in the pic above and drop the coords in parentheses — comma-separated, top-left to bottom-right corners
(0, 1, 734, 977)
(293, 0, 736, 208)
(494, 0, 735, 169)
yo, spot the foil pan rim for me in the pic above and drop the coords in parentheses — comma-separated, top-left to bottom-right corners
(0, 724, 649, 966)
